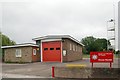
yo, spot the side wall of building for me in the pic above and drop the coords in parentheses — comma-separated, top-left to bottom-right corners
(62, 39, 83, 62)
(4, 47, 32, 63)
(36, 40, 41, 61)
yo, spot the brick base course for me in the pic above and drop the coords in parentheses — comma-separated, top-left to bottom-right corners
(54, 67, 120, 78)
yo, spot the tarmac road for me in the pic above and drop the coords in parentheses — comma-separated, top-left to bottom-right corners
(2, 58, 119, 78)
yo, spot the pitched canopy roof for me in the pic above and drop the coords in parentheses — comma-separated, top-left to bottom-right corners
(32, 35, 84, 46)
(1, 43, 39, 49)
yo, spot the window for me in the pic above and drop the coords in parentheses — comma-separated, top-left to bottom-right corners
(78, 47, 81, 52)
(33, 49, 36, 55)
(50, 48, 54, 50)
(15, 49, 22, 57)
(63, 50, 67, 56)
(73, 45, 75, 51)
(76, 46, 77, 51)
(56, 48, 60, 50)
(44, 48, 48, 50)
(70, 44, 72, 50)
(78, 46, 79, 52)
(79, 47, 82, 52)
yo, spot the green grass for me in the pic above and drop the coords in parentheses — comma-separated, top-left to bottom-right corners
(114, 54, 119, 58)
(83, 54, 119, 58)
(83, 54, 90, 58)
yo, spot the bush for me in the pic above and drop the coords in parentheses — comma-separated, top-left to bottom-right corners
(115, 50, 120, 54)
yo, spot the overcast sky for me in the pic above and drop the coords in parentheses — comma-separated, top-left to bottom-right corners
(0, 0, 119, 49)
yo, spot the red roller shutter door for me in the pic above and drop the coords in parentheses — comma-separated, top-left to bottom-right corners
(42, 41, 61, 62)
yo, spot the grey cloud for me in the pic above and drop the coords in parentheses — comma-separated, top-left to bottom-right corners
(1, 0, 118, 44)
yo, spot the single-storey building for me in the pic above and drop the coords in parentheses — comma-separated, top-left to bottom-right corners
(2, 43, 40, 63)
(32, 35, 84, 62)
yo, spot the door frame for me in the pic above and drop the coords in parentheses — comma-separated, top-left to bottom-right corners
(41, 39, 62, 62)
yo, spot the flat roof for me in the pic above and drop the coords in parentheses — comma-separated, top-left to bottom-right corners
(1, 43, 39, 49)
(32, 35, 84, 46)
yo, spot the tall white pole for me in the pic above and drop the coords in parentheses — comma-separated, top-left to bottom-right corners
(118, 1, 120, 51)
(113, 4, 116, 51)
(107, 21, 108, 51)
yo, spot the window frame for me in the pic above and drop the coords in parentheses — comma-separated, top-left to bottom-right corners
(56, 48, 60, 50)
(70, 44, 72, 50)
(33, 49, 36, 55)
(73, 45, 75, 51)
(76, 46, 77, 51)
(44, 48, 48, 51)
(15, 49, 22, 57)
(50, 48, 54, 50)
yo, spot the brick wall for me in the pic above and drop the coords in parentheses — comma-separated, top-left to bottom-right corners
(4, 47, 33, 63)
(54, 67, 119, 78)
(62, 39, 83, 62)
(54, 67, 91, 78)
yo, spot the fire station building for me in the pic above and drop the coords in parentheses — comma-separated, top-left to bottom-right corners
(32, 35, 84, 62)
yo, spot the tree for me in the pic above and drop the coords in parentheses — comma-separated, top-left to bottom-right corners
(0, 32, 16, 60)
(81, 36, 111, 54)
(0, 32, 16, 46)
(115, 50, 120, 54)
(94, 38, 110, 51)
(81, 36, 96, 54)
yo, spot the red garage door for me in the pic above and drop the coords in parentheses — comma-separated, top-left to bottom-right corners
(42, 41, 61, 62)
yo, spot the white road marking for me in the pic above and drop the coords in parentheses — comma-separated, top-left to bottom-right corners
(2, 73, 51, 78)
